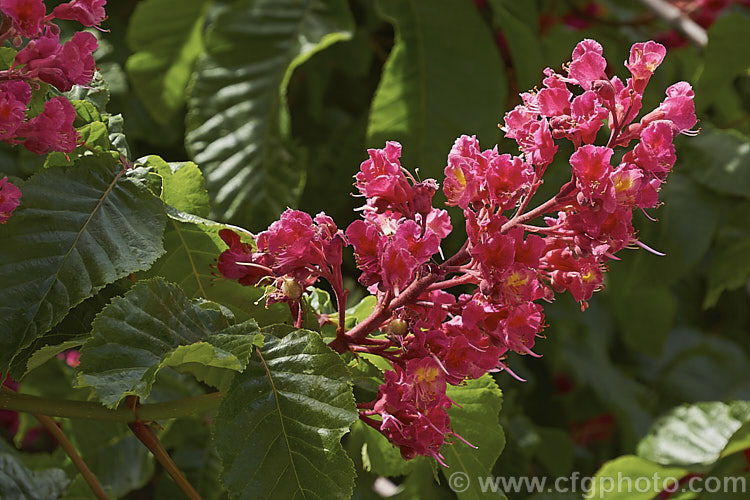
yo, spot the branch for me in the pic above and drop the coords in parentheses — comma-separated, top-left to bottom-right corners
(636, 0, 708, 47)
(0, 389, 224, 421)
(128, 419, 202, 500)
(34, 414, 108, 500)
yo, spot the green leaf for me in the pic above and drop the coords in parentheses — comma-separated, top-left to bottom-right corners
(0, 440, 69, 499)
(144, 207, 293, 325)
(0, 47, 16, 69)
(142, 155, 210, 217)
(213, 329, 358, 499)
(703, 202, 750, 308)
(72, 99, 103, 126)
(721, 421, 750, 459)
(68, 429, 155, 498)
(607, 174, 719, 290)
(560, 321, 652, 444)
(696, 14, 750, 112)
(611, 287, 677, 356)
(186, 0, 354, 228)
(653, 328, 750, 402)
(588, 455, 688, 500)
(488, 0, 543, 90)
(0, 162, 166, 374)
(76, 278, 262, 407)
(637, 402, 750, 467)
(23, 338, 84, 376)
(684, 126, 750, 198)
(367, 0, 506, 178)
(44, 121, 114, 168)
(352, 420, 414, 478)
(441, 375, 505, 500)
(126, 0, 209, 124)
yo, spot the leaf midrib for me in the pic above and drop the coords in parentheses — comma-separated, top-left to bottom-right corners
(14, 166, 127, 358)
(255, 345, 307, 497)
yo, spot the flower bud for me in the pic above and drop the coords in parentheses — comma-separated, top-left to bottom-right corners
(281, 278, 303, 301)
(387, 318, 408, 336)
(592, 79, 615, 102)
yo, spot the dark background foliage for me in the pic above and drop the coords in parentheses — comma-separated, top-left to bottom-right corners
(2, 0, 750, 498)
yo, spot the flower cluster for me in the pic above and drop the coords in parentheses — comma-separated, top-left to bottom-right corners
(0, 0, 106, 155)
(217, 39, 696, 464)
(217, 210, 345, 323)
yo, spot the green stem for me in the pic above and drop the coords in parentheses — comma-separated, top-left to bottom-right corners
(0, 390, 224, 421)
(34, 414, 109, 500)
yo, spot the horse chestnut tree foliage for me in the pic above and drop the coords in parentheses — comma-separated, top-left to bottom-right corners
(0, 1, 748, 499)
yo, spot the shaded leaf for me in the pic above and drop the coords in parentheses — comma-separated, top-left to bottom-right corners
(0, 162, 165, 374)
(368, 0, 506, 178)
(213, 329, 358, 499)
(703, 202, 750, 308)
(0, 440, 69, 499)
(77, 278, 260, 407)
(144, 206, 293, 325)
(696, 14, 750, 112)
(684, 126, 750, 198)
(611, 287, 677, 357)
(349, 419, 413, 478)
(489, 0, 543, 90)
(186, 0, 354, 228)
(126, 0, 209, 124)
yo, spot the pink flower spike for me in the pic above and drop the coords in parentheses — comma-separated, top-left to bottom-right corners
(625, 41, 666, 94)
(0, 176, 22, 223)
(51, 0, 107, 28)
(0, 0, 46, 38)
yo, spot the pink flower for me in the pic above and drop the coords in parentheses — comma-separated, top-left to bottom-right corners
(14, 96, 78, 154)
(52, 0, 107, 27)
(373, 360, 454, 464)
(626, 121, 677, 180)
(0, 81, 31, 141)
(537, 85, 572, 117)
(443, 135, 484, 209)
(57, 349, 81, 367)
(625, 41, 666, 94)
(657, 82, 697, 133)
(345, 219, 384, 288)
(14, 29, 98, 92)
(0, 0, 46, 37)
(486, 154, 533, 211)
(355, 141, 413, 211)
(14, 27, 60, 70)
(570, 145, 615, 210)
(545, 249, 604, 302)
(568, 39, 607, 90)
(216, 229, 272, 286)
(0, 176, 22, 223)
(516, 118, 558, 167)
